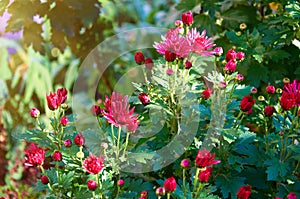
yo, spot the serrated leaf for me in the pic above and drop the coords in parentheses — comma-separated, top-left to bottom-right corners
(264, 158, 289, 181)
(215, 175, 245, 199)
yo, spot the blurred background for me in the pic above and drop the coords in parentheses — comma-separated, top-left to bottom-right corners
(0, 0, 299, 198)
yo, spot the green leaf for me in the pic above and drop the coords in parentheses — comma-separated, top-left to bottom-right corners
(82, 129, 105, 156)
(246, 62, 268, 87)
(175, 0, 200, 11)
(215, 175, 245, 199)
(0, 47, 11, 80)
(221, 6, 257, 29)
(264, 158, 290, 181)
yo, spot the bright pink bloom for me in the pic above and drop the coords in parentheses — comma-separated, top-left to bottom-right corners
(64, 139, 72, 147)
(46, 88, 67, 110)
(164, 177, 176, 193)
(174, 20, 183, 27)
(287, 192, 297, 199)
(280, 92, 296, 111)
(156, 187, 165, 196)
(154, 28, 191, 59)
(74, 133, 85, 146)
(87, 180, 97, 191)
(236, 52, 245, 60)
(167, 68, 174, 75)
(198, 167, 212, 183)
(236, 74, 244, 81)
(117, 179, 124, 187)
(182, 11, 193, 25)
(30, 108, 40, 118)
(103, 92, 139, 132)
(237, 185, 251, 199)
(213, 46, 223, 56)
(195, 150, 220, 168)
(60, 116, 69, 126)
(57, 88, 68, 105)
(190, 29, 216, 56)
(283, 79, 300, 106)
(266, 85, 275, 94)
(240, 96, 256, 112)
(83, 153, 104, 174)
(24, 143, 45, 167)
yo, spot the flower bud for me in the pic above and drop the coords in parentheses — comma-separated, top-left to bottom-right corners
(91, 105, 102, 116)
(174, 20, 183, 27)
(164, 51, 176, 62)
(213, 47, 223, 56)
(64, 139, 72, 147)
(87, 180, 97, 191)
(240, 23, 247, 30)
(198, 167, 212, 183)
(258, 95, 265, 101)
(53, 151, 62, 161)
(202, 89, 212, 99)
(166, 68, 174, 76)
(219, 81, 227, 89)
(101, 142, 108, 149)
(224, 60, 237, 74)
(60, 116, 69, 126)
(250, 87, 257, 94)
(226, 49, 237, 62)
(180, 159, 190, 168)
(145, 58, 154, 70)
(283, 77, 290, 84)
(266, 85, 275, 94)
(185, 60, 192, 69)
(74, 133, 85, 146)
(182, 11, 193, 25)
(134, 52, 145, 65)
(138, 93, 150, 106)
(156, 187, 165, 196)
(264, 106, 274, 116)
(140, 190, 148, 198)
(41, 175, 49, 184)
(30, 108, 40, 118)
(236, 52, 245, 61)
(235, 74, 244, 81)
(61, 103, 68, 109)
(117, 179, 124, 187)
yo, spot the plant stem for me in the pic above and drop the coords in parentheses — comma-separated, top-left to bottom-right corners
(116, 126, 122, 157)
(92, 191, 96, 199)
(96, 174, 103, 199)
(56, 162, 60, 184)
(111, 124, 115, 145)
(122, 132, 130, 158)
(195, 183, 204, 199)
(183, 169, 187, 198)
(167, 193, 171, 199)
(193, 168, 200, 198)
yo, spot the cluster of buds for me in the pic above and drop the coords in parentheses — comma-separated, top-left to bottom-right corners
(224, 49, 245, 74)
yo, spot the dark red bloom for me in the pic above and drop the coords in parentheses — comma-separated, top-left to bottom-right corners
(224, 60, 237, 74)
(134, 52, 145, 65)
(240, 96, 256, 112)
(182, 11, 193, 25)
(202, 89, 212, 99)
(266, 85, 275, 94)
(283, 79, 300, 106)
(287, 192, 297, 199)
(46, 92, 59, 110)
(264, 106, 274, 116)
(57, 88, 68, 105)
(83, 153, 104, 174)
(164, 177, 176, 193)
(53, 151, 62, 161)
(30, 108, 40, 118)
(138, 93, 150, 106)
(24, 143, 45, 167)
(195, 150, 220, 168)
(74, 133, 85, 146)
(145, 58, 154, 70)
(60, 116, 69, 126)
(87, 180, 97, 191)
(91, 105, 102, 116)
(237, 185, 251, 199)
(40, 176, 49, 184)
(164, 51, 177, 62)
(280, 92, 296, 111)
(226, 49, 237, 62)
(198, 167, 212, 183)
(185, 60, 192, 69)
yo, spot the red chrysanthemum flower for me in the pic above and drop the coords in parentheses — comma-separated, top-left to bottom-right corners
(237, 185, 251, 199)
(283, 79, 300, 106)
(280, 92, 296, 111)
(195, 150, 220, 168)
(240, 95, 256, 112)
(24, 143, 45, 167)
(83, 153, 104, 175)
(103, 92, 139, 132)
(46, 88, 68, 110)
(198, 167, 212, 183)
(187, 28, 216, 56)
(164, 177, 176, 193)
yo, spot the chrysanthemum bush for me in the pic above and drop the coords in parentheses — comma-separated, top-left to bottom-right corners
(18, 11, 300, 199)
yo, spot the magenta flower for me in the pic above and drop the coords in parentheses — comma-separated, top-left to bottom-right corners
(30, 108, 40, 118)
(192, 30, 216, 56)
(24, 143, 45, 167)
(283, 79, 300, 106)
(46, 88, 68, 110)
(154, 28, 191, 59)
(83, 153, 104, 174)
(103, 92, 139, 132)
(195, 150, 220, 168)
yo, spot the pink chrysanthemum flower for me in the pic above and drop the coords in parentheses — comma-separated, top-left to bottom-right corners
(103, 92, 139, 132)
(24, 143, 45, 167)
(83, 153, 104, 174)
(153, 28, 191, 59)
(191, 29, 216, 56)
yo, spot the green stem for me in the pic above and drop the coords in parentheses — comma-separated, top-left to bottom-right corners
(183, 169, 187, 199)
(92, 191, 96, 199)
(167, 193, 171, 199)
(96, 174, 103, 198)
(56, 162, 60, 184)
(123, 132, 130, 157)
(111, 124, 115, 145)
(228, 82, 237, 100)
(116, 126, 122, 157)
(195, 183, 204, 199)
(193, 168, 200, 198)
(264, 118, 269, 151)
